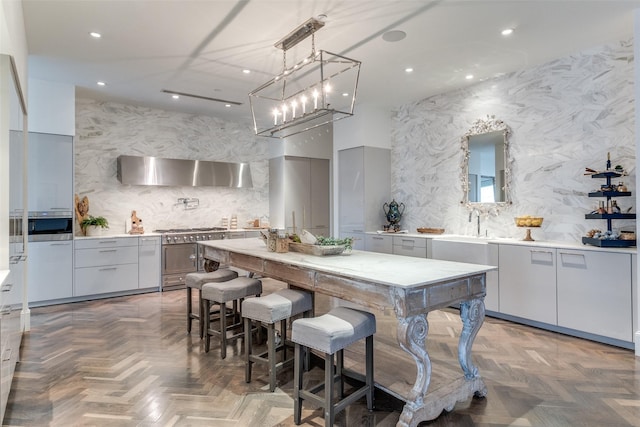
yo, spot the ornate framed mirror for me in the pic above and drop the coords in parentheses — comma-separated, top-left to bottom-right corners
(461, 115, 511, 210)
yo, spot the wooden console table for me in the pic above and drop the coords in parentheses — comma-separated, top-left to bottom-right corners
(200, 238, 495, 426)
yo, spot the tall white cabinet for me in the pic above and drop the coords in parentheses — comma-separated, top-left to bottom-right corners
(338, 146, 390, 249)
(269, 156, 330, 237)
(27, 132, 73, 213)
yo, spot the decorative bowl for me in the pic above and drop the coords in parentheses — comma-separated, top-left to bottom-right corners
(515, 216, 544, 227)
(417, 227, 445, 234)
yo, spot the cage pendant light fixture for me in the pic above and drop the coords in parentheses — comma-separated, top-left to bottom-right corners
(249, 17, 361, 138)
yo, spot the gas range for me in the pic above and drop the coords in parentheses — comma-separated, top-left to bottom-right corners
(154, 227, 227, 245)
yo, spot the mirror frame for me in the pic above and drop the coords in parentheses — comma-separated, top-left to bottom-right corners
(461, 115, 512, 211)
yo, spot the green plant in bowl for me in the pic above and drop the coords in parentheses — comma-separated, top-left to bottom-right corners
(81, 215, 109, 231)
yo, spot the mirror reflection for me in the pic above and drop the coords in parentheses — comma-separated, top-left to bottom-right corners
(461, 116, 511, 207)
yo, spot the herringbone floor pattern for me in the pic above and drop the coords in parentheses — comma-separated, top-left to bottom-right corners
(3, 285, 639, 426)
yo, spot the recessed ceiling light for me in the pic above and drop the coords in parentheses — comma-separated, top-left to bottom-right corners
(342, 92, 349, 97)
(97, 81, 106, 86)
(465, 74, 474, 80)
(225, 104, 231, 108)
(382, 30, 406, 42)
(89, 31, 101, 38)
(405, 67, 414, 73)
(242, 69, 251, 74)
(172, 94, 179, 99)
(501, 28, 514, 36)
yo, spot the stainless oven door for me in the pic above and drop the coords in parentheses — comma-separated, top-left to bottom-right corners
(162, 243, 197, 275)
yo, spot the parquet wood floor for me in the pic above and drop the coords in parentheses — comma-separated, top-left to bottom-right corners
(3, 284, 639, 426)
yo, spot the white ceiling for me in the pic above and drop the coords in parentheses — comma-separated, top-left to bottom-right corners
(21, 0, 640, 126)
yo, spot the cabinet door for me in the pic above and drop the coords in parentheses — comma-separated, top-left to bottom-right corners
(284, 157, 311, 232)
(557, 250, 632, 341)
(139, 237, 161, 290)
(365, 234, 392, 254)
(338, 148, 364, 231)
(9, 131, 24, 214)
(28, 132, 73, 212)
(28, 241, 73, 303)
(498, 245, 557, 324)
(310, 159, 330, 232)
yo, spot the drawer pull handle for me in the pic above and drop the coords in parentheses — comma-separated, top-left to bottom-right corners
(0, 305, 11, 315)
(2, 348, 11, 362)
(98, 241, 117, 244)
(99, 249, 118, 253)
(1, 283, 13, 292)
(98, 267, 118, 271)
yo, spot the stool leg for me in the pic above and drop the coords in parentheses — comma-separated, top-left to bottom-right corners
(186, 287, 193, 333)
(366, 334, 374, 411)
(267, 323, 277, 392)
(325, 352, 335, 427)
(245, 316, 252, 383)
(293, 343, 303, 425)
(280, 319, 287, 362)
(204, 299, 211, 353)
(198, 289, 204, 339)
(337, 349, 344, 399)
(220, 301, 227, 359)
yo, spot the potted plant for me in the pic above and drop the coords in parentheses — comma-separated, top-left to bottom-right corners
(81, 215, 109, 237)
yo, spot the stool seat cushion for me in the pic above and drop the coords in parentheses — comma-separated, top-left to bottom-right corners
(291, 306, 376, 354)
(186, 269, 239, 290)
(202, 277, 262, 302)
(242, 289, 313, 324)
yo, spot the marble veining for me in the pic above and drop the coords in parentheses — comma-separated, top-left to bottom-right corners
(391, 40, 635, 243)
(75, 99, 269, 235)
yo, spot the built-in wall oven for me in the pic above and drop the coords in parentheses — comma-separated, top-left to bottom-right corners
(156, 228, 226, 291)
(27, 212, 73, 242)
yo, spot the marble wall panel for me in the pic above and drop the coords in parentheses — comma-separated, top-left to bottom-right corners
(391, 40, 635, 243)
(75, 99, 269, 235)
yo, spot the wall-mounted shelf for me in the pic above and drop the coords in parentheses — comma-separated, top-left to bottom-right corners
(583, 171, 635, 247)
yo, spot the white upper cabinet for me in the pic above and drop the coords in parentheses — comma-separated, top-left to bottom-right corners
(28, 132, 73, 213)
(27, 78, 75, 136)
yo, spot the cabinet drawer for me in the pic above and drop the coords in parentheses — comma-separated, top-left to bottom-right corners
(75, 246, 138, 268)
(74, 237, 138, 250)
(138, 236, 160, 247)
(365, 234, 392, 254)
(392, 236, 427, 248)
(74, 264, 139, 296)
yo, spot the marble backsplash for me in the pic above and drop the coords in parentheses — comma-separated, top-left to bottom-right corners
(75, 99, 269, 235)
(391, 40, 636, 243)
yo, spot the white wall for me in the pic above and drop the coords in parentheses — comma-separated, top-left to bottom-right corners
(0, 0, 28, 90)
(392, 40, 635, 243)
(75, 98, 270, 234)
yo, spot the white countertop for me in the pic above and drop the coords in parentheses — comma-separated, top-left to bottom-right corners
(199, 238, 495, 289)
(365, 231, 637, 254)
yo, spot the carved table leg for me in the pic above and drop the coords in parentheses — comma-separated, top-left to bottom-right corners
(396, 314, 430, 426)
(459, 298, 488, 397)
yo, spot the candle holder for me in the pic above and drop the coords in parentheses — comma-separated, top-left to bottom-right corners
(515, 216, 544, 241)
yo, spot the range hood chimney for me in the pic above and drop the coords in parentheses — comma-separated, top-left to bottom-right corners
(117, 155, 253, 188)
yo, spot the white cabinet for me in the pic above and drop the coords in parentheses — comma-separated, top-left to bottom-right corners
(138, 237, 161, 290)
(9, 131, 24, 216)
(340, 231, 365, 250)
(28, 240, 73, 303)
(0, 270, 21, 423)
(498, 244, 557, 325)
(430, 239, 499, 312)
(338, 146, 390, 234)
(269, 156, 330, 237)
(74, 237, 138, 297)
(393, 235, 428, 258)
(557, 249, 632, 342)
(27, 78, 75, 136)
(28, 132, 73, 213)
(365, 234, 392, 254)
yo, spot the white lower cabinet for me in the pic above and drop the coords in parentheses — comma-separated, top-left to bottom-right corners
(28, 241, 73, 303)
(340, 231, 365, 250)
(498, 244, 557, 325)
(392, 235, 428, 258)
(365, 234, 392, 254)
(557, 249, 632, 342)
(138, 236, 161, 290)
(74, 237, 138, 297)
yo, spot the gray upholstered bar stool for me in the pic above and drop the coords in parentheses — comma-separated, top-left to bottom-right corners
(291, 306, 376, 427)
(242, 288, 314, 392)
(185, 269, 239, 338)
(202, 277, 262, 359)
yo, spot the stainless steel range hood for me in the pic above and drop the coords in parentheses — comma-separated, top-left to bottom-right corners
(117, 155, 253, 188)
